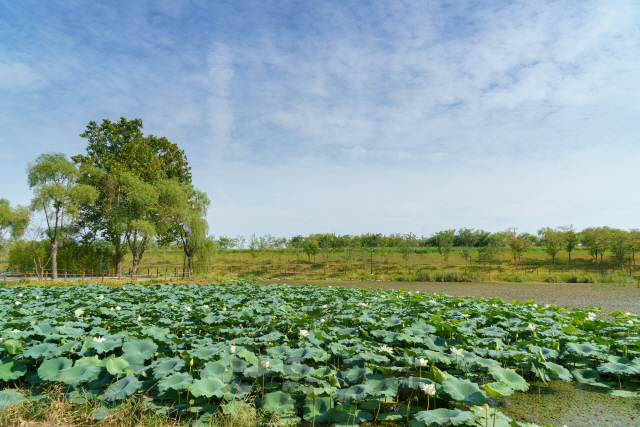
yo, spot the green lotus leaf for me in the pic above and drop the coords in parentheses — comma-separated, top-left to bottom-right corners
(152, 357, 185, 379)
(366, 376, 399, 398)
(3, 339, 23, 355)
(302, 395, 334, 422)
(335, 383, 373, 402)
(288, 347, 318, 362)
(488, 366, 529, 391)
(103, 374, 141, 401)
(91, 405, 110, 421)
(106, 357, 130, 376)
(571, 369, 602, 384)
(566, 343, 605, 358)
(158, 372, 193, 392)
(191, 345, 220, 359)
(430, 365, 448, 384)
(23, 342, 58, 359)
(190, 377, 227, 398)
(414, 408, 475, 426)
(60, 363, 101, 385)
(75, 356, 102, 367)
(483, 382, 514, 398)
(120, 354, 146, 373)
(261, 390, 296, 415)
(442, 378, 488, 405)
(543, 362, 573, 381)
(200, 360, 234, 382)
(38, 357, 73, 382)
(608, 389, 639, 398)
(224, 380, 252, 399)
(598, 362, 639, 376)
(123, 338, 158, 360)
(0, 389, 27, 409)
(399, 376, 431, 391)
(88, 338, 122, 354)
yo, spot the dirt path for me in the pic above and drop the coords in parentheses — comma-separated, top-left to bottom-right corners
(262, 280, 640, 315)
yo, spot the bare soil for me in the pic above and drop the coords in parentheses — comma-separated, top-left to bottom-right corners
(263, 280, 640, 314)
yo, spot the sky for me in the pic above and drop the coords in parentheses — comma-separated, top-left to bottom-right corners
(1, 0, 639, 239)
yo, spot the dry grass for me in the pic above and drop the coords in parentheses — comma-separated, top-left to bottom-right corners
(0, 387, 289, 427)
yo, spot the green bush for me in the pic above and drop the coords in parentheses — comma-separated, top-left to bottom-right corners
(543, 275, 560, 283)
(503, 274, 525, 283)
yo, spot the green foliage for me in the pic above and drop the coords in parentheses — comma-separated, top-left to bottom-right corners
(0, 199, 30, 247)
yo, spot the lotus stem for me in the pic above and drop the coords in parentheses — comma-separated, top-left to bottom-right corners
(312, 397, 316, 427)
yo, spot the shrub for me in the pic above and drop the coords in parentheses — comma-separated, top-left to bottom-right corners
(543, 275, 560, 283)
(503, 275, 524, 283)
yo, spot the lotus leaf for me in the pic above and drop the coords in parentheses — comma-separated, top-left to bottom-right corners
(103, 374, 141, 401)
(0, 389, 27, 409)
(158, 372, 193, 392)
(442, 378, 488, 405)
(106, 357, 130, 376)
(123, 338, 158, 360)
(190, 377, 227, 398)
(414, 408, 475, 426)
(488, 366, 529, 391)
(60, 363, 101, 385)
(152, 357, 185, 379)
(261, 390, 296, 415)
(38, 357, 73, 381)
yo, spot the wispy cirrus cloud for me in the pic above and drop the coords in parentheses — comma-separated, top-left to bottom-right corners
(1, 0, 639, 236)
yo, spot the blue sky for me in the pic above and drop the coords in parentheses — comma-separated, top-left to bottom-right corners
(2, 0, 639, 238)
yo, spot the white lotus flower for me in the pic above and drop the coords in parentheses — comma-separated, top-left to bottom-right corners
(18, 293, 23, 297)
(421, 383, 436, 396)
(203, 305, 209, 308)
(93, 336, 106, 343)
(491, 304, 498, 308)
(450, 347, 464, 357)
(35, 296, 39, 300)
(299, 329, 309, 337)
(115, 306, 121, 311)
(458, 303, 462, 306)
(587, 312, 597, 321)
(110, 307, 114, 311)
(98, 295, 104, 300)
(321, 318, 325, 323)
(462, 313, 470, 318)
(185, 307, 191, 312)
(230, 345, 236, 353)
(628, 320, 634, 325)
(11, 329, 20, 333)
(15, 301, 21, 305)
(223, 307, 227, 311)
(322, 304, 328, 309)
(528, 324, 536, 333)
(533, 303, 538, 308)
(380, 345, 393, 354)
(137, 315, 142, 321)
(260, 359, 269, 369)
(414, 357, 428, 367)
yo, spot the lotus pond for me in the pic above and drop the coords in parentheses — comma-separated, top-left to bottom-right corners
(1, 280, 639, 426)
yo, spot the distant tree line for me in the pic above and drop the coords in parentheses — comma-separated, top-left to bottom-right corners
(1, 117, 213, 280)
(217, 226, 640, 269)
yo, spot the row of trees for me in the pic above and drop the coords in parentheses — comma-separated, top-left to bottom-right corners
(216, 226, 640, 269)
(2, 117, 212, 280)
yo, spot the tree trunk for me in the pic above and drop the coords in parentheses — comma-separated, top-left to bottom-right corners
(50, 238, 59, 280)
(132, 250, 141, 280)
(114, 239, 124, 277)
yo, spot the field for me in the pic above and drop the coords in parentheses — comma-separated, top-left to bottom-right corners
(3, 246, 640, 283)
(1, 279, 639, 426)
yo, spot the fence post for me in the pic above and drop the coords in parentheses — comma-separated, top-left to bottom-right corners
(45, 271, 48, 281)
(83, 270, 85, 282)
(64, 271, 67, 281)
(101, 271, 104, 283)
